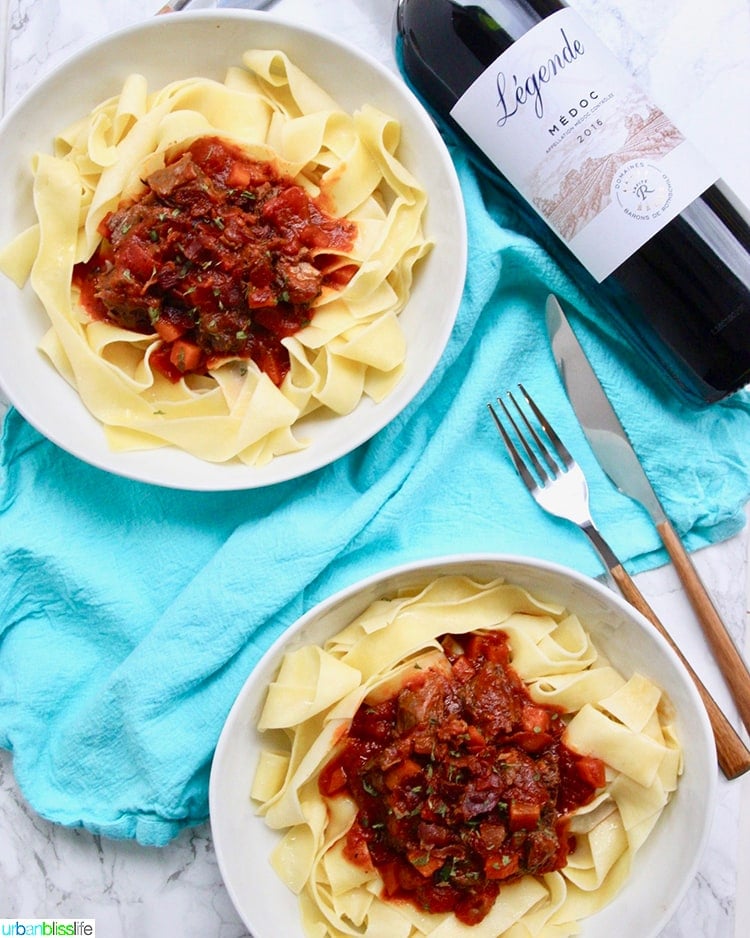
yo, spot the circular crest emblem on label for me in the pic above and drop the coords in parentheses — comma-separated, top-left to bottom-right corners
(612, 160, 674, 220)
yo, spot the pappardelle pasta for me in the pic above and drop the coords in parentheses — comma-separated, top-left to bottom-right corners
(252, 575, 682, 938)
(0, 50, 432, 465)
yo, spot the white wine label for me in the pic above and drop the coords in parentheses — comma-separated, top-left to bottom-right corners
(450, 8, 718, 280)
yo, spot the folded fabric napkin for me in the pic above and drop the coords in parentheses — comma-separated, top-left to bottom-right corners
(1, 145, 749, 845)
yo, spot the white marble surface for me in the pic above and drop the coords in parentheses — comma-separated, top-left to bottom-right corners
(0, 0, 748, 935)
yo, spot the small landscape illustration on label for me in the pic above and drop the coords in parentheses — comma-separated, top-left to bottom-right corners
(531, 90, 684, 240)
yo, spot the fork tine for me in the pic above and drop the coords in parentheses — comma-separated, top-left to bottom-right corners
(517, 383, 574, 469)
(506, 388, 559, 476)
(495, 393, 551, 485)
(487, 402, 539, 491)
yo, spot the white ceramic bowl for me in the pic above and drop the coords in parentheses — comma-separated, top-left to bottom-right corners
(0, 11, 465, 490)
(209, 554, 716, 938)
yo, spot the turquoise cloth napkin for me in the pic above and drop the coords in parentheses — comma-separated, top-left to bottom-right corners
(1, 147, 749, 845)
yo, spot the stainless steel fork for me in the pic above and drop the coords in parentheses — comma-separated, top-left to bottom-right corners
(487, 383, 750, 780)
(488, 383, 620, 580)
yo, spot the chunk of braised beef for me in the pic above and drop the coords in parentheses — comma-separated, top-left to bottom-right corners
(463, 661, 523, 737)
(476, 820, 509, 854)
(456, 775, 504, 821)
(195, 304, 253, 355)
(106, 204, 151, 247)
(146, 153, 200, 198)
(416, 822, 455, 849)
(378, 738, 413, 771)
(278, 258, 323, 305)
(145, 153, 222, 215)
(159, 305, 196, 334)
(396, 670, 451, 734)
(94, 265, 153, 332)
(534, 747, 562, 794)
(155, 262, 183, 293)
(525, 828, 562, 873)
(349, 699, 397, 743)
(499, 749, 553, 806)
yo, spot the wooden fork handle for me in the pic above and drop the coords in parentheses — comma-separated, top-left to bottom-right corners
(610, 563, 750, 780)
(655, 518, 750, 735)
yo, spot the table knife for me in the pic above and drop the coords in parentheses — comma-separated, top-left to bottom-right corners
(545, 293, 750, 734)
(158, 0, 277, 14)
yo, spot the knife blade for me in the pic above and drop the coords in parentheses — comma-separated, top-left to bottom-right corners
(545, 293, 750, 734)
(158, 0, 277, 14)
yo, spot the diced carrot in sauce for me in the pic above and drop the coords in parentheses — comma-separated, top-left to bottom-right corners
(155, 319, 185, 343)
(170, 339, 203, 373)
(226, 161, 252, 189)
(521, 705, 552, 734)
(485, 852, 520, 880)
(575, 755, 606, 789)
(508, 801, 542, 832)
(149, 344, 182, 383)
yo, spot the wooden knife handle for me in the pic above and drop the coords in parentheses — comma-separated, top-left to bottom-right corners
(610, 563, 750, 780)
(656, 518, 750, 735)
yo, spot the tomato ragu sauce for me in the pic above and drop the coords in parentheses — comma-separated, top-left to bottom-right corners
(319, 630, 606, 926)
(73, 136, 358, 386)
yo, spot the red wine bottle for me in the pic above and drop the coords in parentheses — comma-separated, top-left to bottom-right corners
(396, 0, 750, 404)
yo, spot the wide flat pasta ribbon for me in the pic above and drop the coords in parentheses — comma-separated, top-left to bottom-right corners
(252, 575, 682, 938)
(0, 49, 432, 466)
